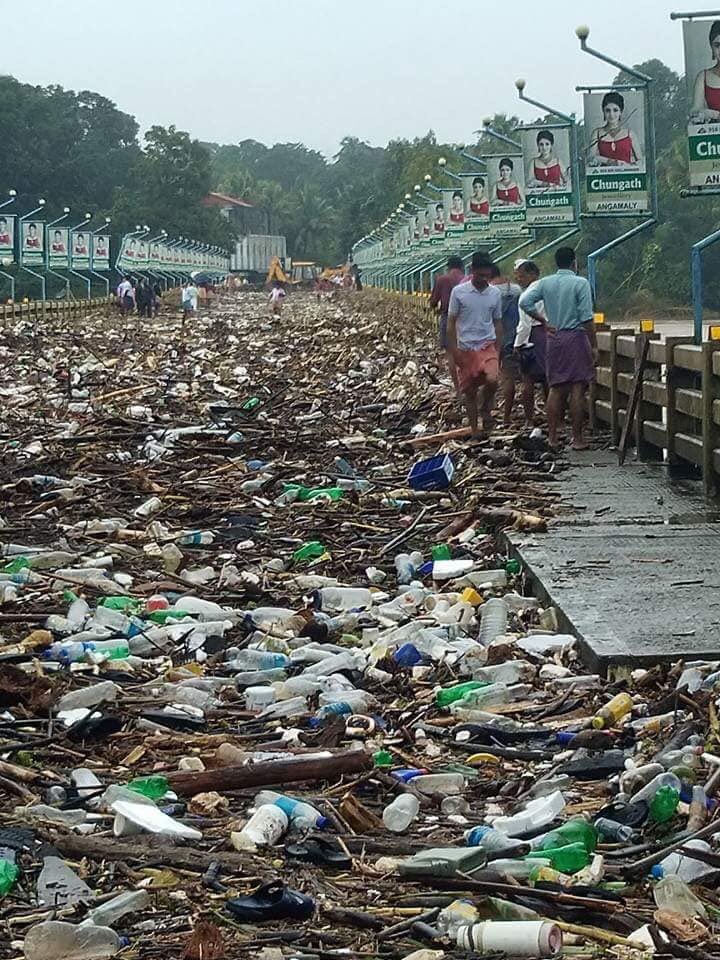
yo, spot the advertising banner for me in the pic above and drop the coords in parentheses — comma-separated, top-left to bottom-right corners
(521, 125, 576, 225)
(0, 214, 15, 261)
(428, 198, 445, 244)
(117, 234, 137, 271)
(21, 221, 44, 265)
(486, 154, 528, 237)
(135, 238, 149, 270)
(92, 234, 110, 270)
(683, 19, 720, 188)
(462, 174, 491, 230)
(71, 230, 90, 269)
(48, 226, 69, 268)
(583, 90, 649, 213)
(444, 188, 465, 236)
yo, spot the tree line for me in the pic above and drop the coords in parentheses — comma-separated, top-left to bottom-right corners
(2, 59, 718, 311)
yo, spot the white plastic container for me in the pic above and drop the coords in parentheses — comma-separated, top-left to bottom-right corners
(244, 686, 277, 712)
(478, 598, 508, 646)
(231, 804, 289, 850)
(23, 920, 121, 960)
(382, 794, 420, 832)
(111, 799, 202, 840)
(491, 790, 566, 837)
(411, 773, 466, 797)
(456, 921, 562, 956)
(315, 587, 373, 612)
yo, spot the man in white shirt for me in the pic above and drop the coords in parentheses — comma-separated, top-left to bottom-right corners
(513, 259, 548, 426)
(181, 279, 199, 320)
(447, 251, 503, 437)
(117, 276, 134, 316)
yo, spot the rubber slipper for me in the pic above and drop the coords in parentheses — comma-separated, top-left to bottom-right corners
(225, 880, 315, 923)
(286, 837, 352, 870)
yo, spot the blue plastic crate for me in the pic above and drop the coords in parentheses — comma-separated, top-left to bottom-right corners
(407, 453, 454, 491)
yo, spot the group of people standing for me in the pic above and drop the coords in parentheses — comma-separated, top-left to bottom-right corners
(430, 246, 596, 450)
(116, 276, 163, 318)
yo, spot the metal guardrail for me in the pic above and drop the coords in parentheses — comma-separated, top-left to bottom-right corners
(0, 297, 113, 323)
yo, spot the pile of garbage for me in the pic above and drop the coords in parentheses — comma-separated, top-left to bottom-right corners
(0, 291, 718, 960)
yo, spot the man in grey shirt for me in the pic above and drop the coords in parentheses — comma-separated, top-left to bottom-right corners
(447, 251, 503, 437)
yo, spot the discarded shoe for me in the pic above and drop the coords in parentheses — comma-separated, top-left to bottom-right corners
(225, 881, 315, 922)
(286, 837, 352, 869)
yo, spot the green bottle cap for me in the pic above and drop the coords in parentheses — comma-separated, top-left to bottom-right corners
(373, 750, 393, 768)
(505, 558, 521, 575)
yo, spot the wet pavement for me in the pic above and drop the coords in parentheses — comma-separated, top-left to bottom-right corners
(508, 449, 720, 672)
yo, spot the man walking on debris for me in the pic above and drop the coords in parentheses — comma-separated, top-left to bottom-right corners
(447, 251, 502, 439)
(429, 255, 465, 393)
(489, 263, 522, 430)
(117, 275, 135, 316)
(519, 246, 596, 451)
(513, 259, 548, 426)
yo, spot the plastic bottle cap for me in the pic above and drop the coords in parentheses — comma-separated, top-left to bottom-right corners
(316, 815, 329, 830)
(650, 864, 664, 879)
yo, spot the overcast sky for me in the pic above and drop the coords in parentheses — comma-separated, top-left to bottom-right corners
(1, 0, 690, 157)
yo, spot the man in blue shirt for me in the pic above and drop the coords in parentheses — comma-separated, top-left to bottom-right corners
(447, 252, 503, 437)
(519, 246, 597, 450)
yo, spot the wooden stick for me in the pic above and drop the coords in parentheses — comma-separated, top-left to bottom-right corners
(167, 749, 372, 797)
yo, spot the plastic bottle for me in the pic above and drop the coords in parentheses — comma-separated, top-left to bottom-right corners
(127, 776, 169, 801)
(687, 785, 708, 831)
(478, 598, 508, 646)
(591, 692, 633, 730)
(594, 817, 638, 843)
(226, 649, 290, 671)
(314, 587, 373, 612)
(80, 890, 150, 928)
(450, 683, 524, 712)
(410, 773, 466, 796)
(177, 530, 215, 546)
(394, 553, 417, 584)
(16, 804, 88, 827)
(619, 761, 665, 795)
(84, 640, 130, 662)
(23, 921, 122, 960)
(382, 794, 420, 832)
(231, 805, 289, 851)
(631, 771, 681, 804)
(649, 785, 680, 823)
(254, 791, 328, 830)
(526, 842, 589, 874)
(292, 541, 326, 563)
(436, 681, 489, 709)
(44, 641, 93, 663)
(301, 650, 364, 678)
(71, 769, 103, 808)
(653, 875, 707, 918)
(465, 826, 530, 857)
(57, 681, 120, 712)
(0, 858, 19, 895)
(656, 840, 716, 881)
(492, 791, 566, 837)
(489, 859, 552, 879)
(536, 819, 598, 855)
(471, 660, 535, 685)
(456, 920, 562, 956)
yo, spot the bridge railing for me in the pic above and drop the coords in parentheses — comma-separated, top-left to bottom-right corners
(0, 297, 113, 324)
(593, 329, 720, 497)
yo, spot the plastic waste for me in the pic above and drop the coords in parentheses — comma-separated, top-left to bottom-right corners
(478, 598, 508, 646)
(655, 840, 716, 881)
(231, 805, 288, 851)
(383, 794, 420, 832)
(591, 692, 633, 729)
(456, 921, 562, 956)
(23, 921, 121, 960)
(653, 875, 707, 918)
(254, 791, 328, 830)
(492, 791, 566, 837)
(80, 890, 151, 928)
(37, 857, 92, 908)
(111, 799, 202, 839)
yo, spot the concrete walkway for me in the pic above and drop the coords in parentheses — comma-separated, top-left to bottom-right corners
(507, 448, 720, 673)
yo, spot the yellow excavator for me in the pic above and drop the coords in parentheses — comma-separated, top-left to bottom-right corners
(266, 256, 319, 285)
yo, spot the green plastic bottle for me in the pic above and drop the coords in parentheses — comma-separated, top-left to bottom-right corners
(127, 775, 169, 801)
(293, 541, 327, 563)
(431, 544, 451, 561)
(435, 680, 489, 707)
(99, 596, 141, 613)
(242, 397, 261, 411)
(373, 750, 393, 768)
(2, 557, 30, 574)
(435, 680, 489, 709)
(526, 841, 590, 874)
(147, 608, 192, 624)
(0, 859, 19, 896)
(649, 785, 680, 823)
(505, 558, 521, 575)
(283, 484, 344, 503)
(537, 818, 598, 854)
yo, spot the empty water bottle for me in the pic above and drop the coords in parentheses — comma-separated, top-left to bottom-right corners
(478, 598, 507, 646)
(23, 920, 121, 960)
